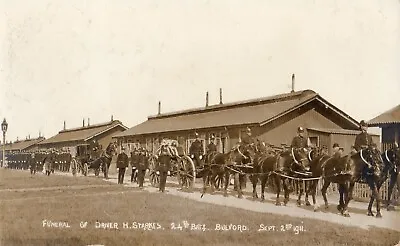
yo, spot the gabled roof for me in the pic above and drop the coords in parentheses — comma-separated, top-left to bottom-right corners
(0, 137, 45, 151)
(38, 120, 128, 145)
(307, 127, 379, 136)
(114, 90, 360, 138)
(368, 104, 400, 127)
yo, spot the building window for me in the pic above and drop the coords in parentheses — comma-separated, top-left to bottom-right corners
(309, 136, 320, 148)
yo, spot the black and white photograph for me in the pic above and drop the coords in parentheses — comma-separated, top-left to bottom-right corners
(1, 0, 400, 245)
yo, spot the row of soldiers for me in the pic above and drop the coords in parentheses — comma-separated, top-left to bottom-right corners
(4, 150, 72, 173)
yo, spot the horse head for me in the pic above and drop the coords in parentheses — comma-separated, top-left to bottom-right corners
(362, 146, 383, 178)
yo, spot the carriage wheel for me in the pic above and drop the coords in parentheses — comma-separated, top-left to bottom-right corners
(71, 158, 78, 176)
(148, 155, 160, 187)
(214, 175, 224, 190)
(177, 155, 196, 190)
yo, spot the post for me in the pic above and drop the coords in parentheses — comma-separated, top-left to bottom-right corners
(291, 74, 295, 93)
(205, 92, 209, 107)
(219, 88, 223, 104)
(2, 133, 5, 168)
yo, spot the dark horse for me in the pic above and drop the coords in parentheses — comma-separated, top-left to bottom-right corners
(207, 144, 257, 198)
(318, 146, 384, 217)
(254, 147, 311, 206)
(86, 142, 117, 178)
(380, 146, 400, 209)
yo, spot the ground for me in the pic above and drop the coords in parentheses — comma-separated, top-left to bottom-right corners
(0, 169, 399, 246)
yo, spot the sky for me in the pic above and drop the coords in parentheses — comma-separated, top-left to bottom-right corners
(1, 0, 399, 142)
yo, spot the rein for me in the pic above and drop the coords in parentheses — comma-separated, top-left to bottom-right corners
(360, 149, 373, 168)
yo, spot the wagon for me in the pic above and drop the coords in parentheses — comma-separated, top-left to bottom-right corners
(70, 144, 99, 176)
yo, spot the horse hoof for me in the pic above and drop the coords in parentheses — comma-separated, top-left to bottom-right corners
(305, 201, 311, 206)
(376, 213, 382, 218)
(223, 193, 228, 197)
(296, 201, 301, 207)
(275, 202, 281, 206)
(325, 204, 329, 209)
(337, 205, 343, 212)
(238, 194, 243, 199)
(261, 198, 265, 202)
(343, 212, 350, 217)
(367, 211, 374, 217)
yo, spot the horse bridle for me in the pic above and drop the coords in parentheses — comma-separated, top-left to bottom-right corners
(291, 148, 308, 165)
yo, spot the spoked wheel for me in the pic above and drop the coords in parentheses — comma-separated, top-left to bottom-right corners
(214, 175, 224, 191)
(177, 155, 196, 190)
(148, 155, 160, 187)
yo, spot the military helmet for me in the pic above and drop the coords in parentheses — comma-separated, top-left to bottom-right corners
(360, 120, 368, 127)
(246, 127, 251, 132)
(195, 132, 199, 137)
(210, 134, 215, 139)
(297, 126, 304, 133)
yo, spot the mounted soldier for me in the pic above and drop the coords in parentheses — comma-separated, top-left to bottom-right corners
(354, 120, 375, 152)
(290, 126, 311, 170)
(189, 132, 204, 168)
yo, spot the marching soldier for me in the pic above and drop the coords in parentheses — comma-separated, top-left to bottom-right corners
(117, 147, 129, 184)
(137, 147, 149, 189)
(157, 140, 172, 192)
(354, 120, 375, 152)
(29, 152, 37, 175)
(189, 132, 204, 168)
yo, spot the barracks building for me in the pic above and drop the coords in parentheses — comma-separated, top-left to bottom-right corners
(113, 88, 379, 155)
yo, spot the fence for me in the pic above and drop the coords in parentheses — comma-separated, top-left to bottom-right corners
(292, 178, 399, 202)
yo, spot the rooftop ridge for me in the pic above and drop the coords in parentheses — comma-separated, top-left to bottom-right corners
(149, 90, 316, 120)
(59, 120, 121, 133)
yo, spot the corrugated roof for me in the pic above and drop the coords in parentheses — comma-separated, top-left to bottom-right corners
(38, 120, 127, 145)
(368, 104, 400, 126)
(0, 137, 45, 151)
(114, 90, 359, 138)
(307, 127, 380, 136)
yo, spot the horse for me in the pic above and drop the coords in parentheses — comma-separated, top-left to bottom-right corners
(208, 144, 257, 198)
(86, 142, 118, 178)
(319, 146, 384, 217)
(381, 146, 400, 209)
(256, 147, 311, 206)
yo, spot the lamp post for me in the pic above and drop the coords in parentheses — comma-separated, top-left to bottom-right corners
(1, 118, 8, 168)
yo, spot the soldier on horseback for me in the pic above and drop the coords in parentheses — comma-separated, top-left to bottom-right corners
(291, 126, 311, 170)
(354, 120, 375, 152)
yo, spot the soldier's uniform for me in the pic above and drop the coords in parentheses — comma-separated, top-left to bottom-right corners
(130, 149, 139, 183)
(29, 153, 37, 175)
(157, 142, 172, 192)
(137, 148, 149, 188)
(206, 138, 217, 154)
(241, 128, 254, 147)
(189, 133, 203, 168)
(291, 127, 309, 149)
(117, 148, 129, 184)
(354, 121, 374, 152)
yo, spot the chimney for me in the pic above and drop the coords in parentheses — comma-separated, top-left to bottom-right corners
(291, 74, 295, 93)
(219, 88, 223, 104)
(111, 115, 114, 122)
(28, 134, 30, 139)
(63, 121, 66, 130)
(205, 92, 209, 107)
(88, 118, 90, 126)
(83, 118, 85, 127)
(158, 101, 161, 115)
